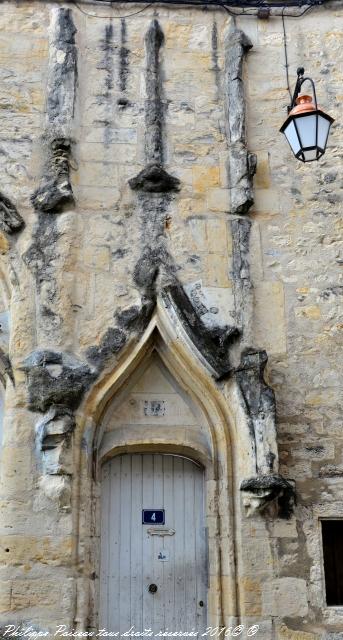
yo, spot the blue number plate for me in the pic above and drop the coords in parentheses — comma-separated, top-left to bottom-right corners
(142, 509, 165, 525)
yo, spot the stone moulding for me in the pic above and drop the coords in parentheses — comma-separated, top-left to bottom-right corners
(231, 217, 254, 345)
(234, 349, 278, 475)
(225, 27, 257, 215)
(163, 283, 240, 379)
(31, 7, 77, 213)
(240, 474, 296, 519)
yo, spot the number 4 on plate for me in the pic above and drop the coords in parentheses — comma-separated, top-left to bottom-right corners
(142, 509, 165, 525)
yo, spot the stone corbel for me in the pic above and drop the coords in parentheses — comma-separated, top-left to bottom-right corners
(21, 350, 96, 413)
(21, 350, 96, 507)
(36, 406, 75, 475)
(234, 349, 296, 518)
(240, 475, 296, 519)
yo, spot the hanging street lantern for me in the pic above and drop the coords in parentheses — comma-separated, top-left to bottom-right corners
(280, 67, 334, 162)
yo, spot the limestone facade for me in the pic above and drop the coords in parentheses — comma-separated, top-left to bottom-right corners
(0, 2, 342, 639)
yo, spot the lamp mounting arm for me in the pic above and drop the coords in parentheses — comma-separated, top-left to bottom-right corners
(288, 67, 318, 113)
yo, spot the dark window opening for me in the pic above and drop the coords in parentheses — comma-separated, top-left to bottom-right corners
(322, 520, 343, 606)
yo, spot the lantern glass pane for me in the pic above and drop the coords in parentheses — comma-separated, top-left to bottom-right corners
(303, 149, 318, 161)
(317, 115, 331, 150)
(295, 114, 317, 149)
(284, 120, 300, 154)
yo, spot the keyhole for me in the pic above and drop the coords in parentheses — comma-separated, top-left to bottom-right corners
(199, 600, 204, 607)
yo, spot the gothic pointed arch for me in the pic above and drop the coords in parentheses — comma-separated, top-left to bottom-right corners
(72, 298, 266, 631)
(80, 297, 256, 481)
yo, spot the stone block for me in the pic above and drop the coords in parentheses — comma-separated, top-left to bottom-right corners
(277, 623, 319, 640)
(203, 254, 231, 287)
(192, 166, 220, 194)
(206, 217, 228, 255)
(253, 281, 287, 354)
(207, 187, 230, 213)
(262, 578, 308, 617)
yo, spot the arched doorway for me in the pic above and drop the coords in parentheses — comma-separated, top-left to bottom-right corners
(100, 453, 207, 633)
(76, 310, 253, 632)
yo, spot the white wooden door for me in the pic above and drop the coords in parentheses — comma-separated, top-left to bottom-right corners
(100, 453, 207, 634)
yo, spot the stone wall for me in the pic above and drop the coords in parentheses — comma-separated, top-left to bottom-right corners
(0, 1, 341, 639)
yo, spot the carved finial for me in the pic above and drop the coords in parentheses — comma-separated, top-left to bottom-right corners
(129, 20, 179, 194)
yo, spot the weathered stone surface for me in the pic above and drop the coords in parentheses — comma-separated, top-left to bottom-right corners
(0, 193, 24, 234)
(21, 350, 95, 413)
(0, 3, 341, 637)
(277, 624, 319, 640)
(85, 326, 127, 369)
(262, 578, 308, 617)
(36, 405, 75, 476)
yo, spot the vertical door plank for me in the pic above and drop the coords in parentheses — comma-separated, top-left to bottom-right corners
(142, 454, 154, 631)
(174, 456, 186, 631)
(194, 464, 207, 631)
(153, 455, 164, 632)
(131, 455, 143, 632)
(100, 463, 110, 628)
(163, 455, 175, 632)
(119, 455, 132, 634)
(109, 457, 122, 631)
(184, 460, 197, 631)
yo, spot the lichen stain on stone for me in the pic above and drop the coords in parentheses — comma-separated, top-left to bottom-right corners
(97, 21, 116, 146)
(85, 327, 127, 369)
(119, 18, 130, 96)
(0, 191, 25, 235)
(23, 213, 60, 293)
(211, 20, 221, 95)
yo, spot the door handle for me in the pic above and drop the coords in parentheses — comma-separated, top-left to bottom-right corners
(148, 583, 158, 593)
